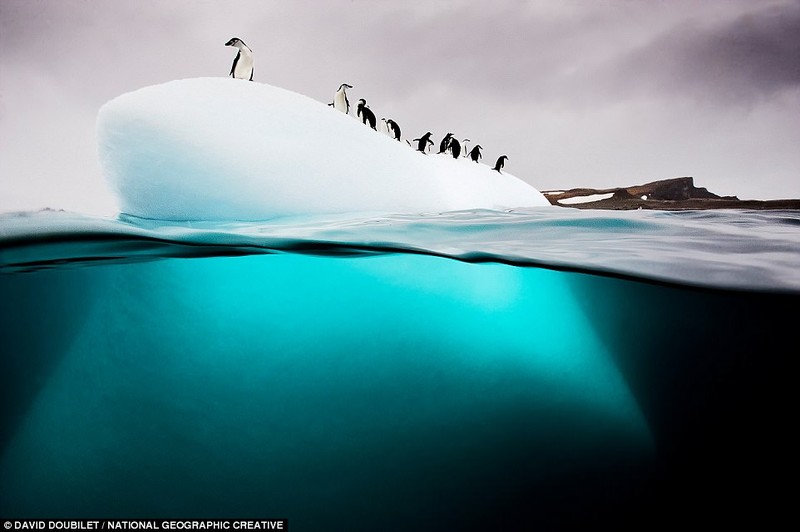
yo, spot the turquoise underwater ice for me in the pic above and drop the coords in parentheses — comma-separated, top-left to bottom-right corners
(0, 250, 654, 525)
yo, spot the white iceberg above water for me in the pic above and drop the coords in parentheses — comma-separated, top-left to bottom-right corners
(97, 78, 550, 220)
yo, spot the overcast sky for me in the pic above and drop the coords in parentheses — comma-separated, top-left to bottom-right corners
(1, 0, 799, 215)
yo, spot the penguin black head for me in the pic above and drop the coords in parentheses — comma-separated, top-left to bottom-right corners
(225, 37, 244, 47)
(339, 83, 353, 90)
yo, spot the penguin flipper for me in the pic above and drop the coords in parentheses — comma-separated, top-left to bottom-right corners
(230, 51, 241, 77)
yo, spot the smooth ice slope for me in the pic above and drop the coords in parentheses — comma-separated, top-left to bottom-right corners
(97, 78, 550, 220)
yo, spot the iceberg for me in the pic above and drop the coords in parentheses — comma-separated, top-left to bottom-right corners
(96, 78, 550, 220)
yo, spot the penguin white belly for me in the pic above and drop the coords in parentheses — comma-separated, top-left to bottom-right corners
(233, 53, 254, 80)
(334, 92, 348, 113)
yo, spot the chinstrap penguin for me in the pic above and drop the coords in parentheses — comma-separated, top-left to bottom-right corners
(386, 119, 402, 141)
(225, 37, 254, 81)
(413, 132, 435, 153)
(468, 145, 482, 162)
(448, 138, 464, 159)
(493, 155, 508, 173)
(356, 99, 377, 130)
(438, 133, 453, 154)
(332, 83, 353, 114)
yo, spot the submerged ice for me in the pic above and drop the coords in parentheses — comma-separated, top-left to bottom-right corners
(96, 78, 550, 220)
(0, 252, 652, 524)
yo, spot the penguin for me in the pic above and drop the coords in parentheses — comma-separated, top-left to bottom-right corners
(225, 37, 254, 81)
(413, 132, 435, 153)
(493, 155, 509, 173)
(356, 99, 377, 130)
(468, 145, 483, 163)
(448, 138, 462, 159)
(461, 139, 472, 157)
(379, 118, 390, 135)
(333, 83, 352, 114)
(437, 133, 453, 154)
(386, 119, 402, 141)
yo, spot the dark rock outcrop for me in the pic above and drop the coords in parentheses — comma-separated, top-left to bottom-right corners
(543, 177, 799, 210)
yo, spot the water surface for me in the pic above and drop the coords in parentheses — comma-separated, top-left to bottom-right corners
(1, 208, 796, 529)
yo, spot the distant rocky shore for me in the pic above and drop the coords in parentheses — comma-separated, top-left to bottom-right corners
(542, 177, 800, 210)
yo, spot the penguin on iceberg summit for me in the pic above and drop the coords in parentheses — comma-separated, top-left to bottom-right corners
(225, 37, 254, 81)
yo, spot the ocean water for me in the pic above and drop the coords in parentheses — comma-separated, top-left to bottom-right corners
(1, 208, 798, 529)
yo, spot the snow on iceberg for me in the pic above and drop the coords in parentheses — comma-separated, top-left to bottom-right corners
(97, 78, 550, 220)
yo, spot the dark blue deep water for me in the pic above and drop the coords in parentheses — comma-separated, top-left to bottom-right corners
(1, 208, 798, 530)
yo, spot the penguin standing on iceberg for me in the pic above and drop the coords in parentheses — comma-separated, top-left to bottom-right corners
(225, 38, 254, 81)
(468, 145, 483, 163)
(437, 133, 453, 154)
(332, 83, 352, 114)
(356, 99, 377, 130)
(493, 155, 508, 173)
(413, 132, 435, 153)
(448, 138, 464, 159)
(386, 119, 402, 141)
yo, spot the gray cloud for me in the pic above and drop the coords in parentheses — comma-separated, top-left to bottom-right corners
(609, 0, 800, 104)
(696, 1, 800, 93)
(289, 0, 800, 108)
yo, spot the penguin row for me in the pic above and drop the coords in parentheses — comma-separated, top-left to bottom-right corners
(331, 84, 401, 141)
(225, 38, 509, 174)
(330, 83, 509, 174)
